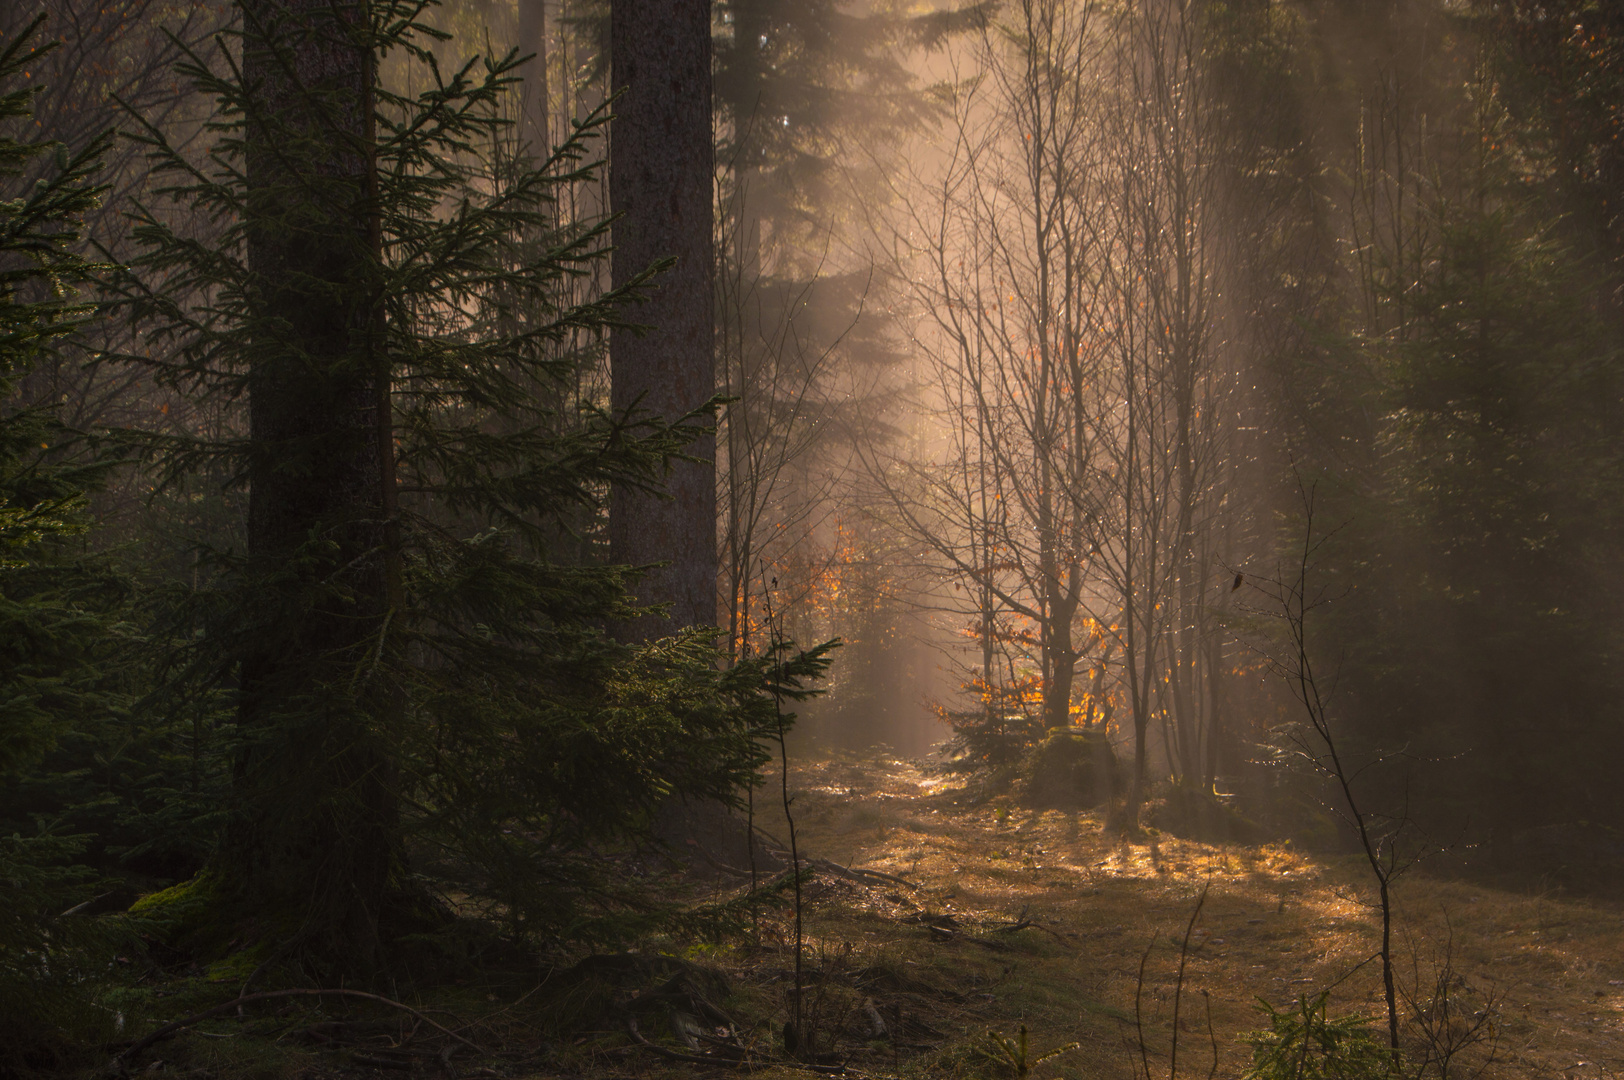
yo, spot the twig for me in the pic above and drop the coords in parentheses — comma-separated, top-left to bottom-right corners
(1202, 990, 1218, 1080)
(990, 907, 1074, 945)
(1273, 476, 1406, 1060)
(627, 1018, 871, 1078)
(59, 892, 114, 918)
(762, 578, 805, 1052)
(450, 973, 551, 1035)
(113, 988, 479, 1069)
(1135, 941, 1154, 1080)
(238, 933, 301, 1010)
(1169, 884, 1210, 1080)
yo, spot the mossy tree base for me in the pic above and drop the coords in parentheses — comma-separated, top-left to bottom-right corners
(1022, 727, 1119, 810)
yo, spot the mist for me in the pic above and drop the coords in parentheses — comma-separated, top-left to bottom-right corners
(3, 0, 1623, 1072)
(10, 0, 1623, 882)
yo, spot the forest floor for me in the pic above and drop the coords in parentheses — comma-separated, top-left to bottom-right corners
(146, 748, 1624, 1080)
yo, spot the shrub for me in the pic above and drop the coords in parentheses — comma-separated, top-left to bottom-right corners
(1241, 993, 1393, 1080)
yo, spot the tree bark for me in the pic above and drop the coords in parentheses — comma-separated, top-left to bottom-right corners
(517, 0, 549, 154)
(226, 0, 399, 972)
(610, 0, 718, 639)
(1042, 585, 1078, 729)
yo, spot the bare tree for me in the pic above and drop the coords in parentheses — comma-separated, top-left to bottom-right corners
(712, 0, 937, 672)
(1094, 0, 1237, 806)
(1252, 475, 1433, 1064)
(875, 0, 1113, 735)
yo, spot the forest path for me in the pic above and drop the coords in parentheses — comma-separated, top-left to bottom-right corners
(728, 747, 1624, 1080)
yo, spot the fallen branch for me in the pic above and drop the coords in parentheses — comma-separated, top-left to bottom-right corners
(991, 907, 1073, 945)
(112, 988, 479, 1070)
(808, 857, 918, 890)
(627, 1018, 871, 1078)
(901, 911, 959, 930)
(627, 1017, 746, 1064)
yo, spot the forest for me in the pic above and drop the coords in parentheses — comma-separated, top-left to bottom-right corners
(1, 0, 1621, 1076)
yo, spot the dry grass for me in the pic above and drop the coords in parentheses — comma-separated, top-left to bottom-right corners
(722, 748, 1624, 1080)
(124, 749, 1623, 1080)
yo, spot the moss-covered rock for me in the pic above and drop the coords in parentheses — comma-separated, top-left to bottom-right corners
(1022, 727, 1119, 809)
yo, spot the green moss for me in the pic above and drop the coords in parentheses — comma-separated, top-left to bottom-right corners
(130, 871, 217, 923)
(1023, 728, 1119, 809)
(206, 941, 273, 983)
(128, 872, 268, 962)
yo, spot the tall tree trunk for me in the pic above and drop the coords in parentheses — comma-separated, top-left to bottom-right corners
(226, 0, 399, 973)
(517, 0, 549, 154)
(1042, 585, 1078, 729)
(1202, 623, 1223, 788)
(610, 0, 718, 638)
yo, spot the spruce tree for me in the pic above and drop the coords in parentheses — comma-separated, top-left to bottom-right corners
(224, 0, 399, 971)
(0, 16, 132, 1068)
(116, 0, 830, 974)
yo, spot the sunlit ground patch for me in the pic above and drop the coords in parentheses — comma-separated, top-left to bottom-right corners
(731, 748, 1624, 1080)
